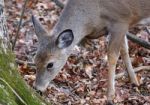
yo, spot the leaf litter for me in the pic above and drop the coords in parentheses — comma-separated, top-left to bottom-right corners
(5, 0, 150, 104)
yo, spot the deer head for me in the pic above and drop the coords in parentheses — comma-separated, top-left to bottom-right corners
(32, 15, 76, 91)
(32, 0, 103, 91)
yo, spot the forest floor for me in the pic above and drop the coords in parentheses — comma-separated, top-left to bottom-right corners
(5, 0, 150, 105)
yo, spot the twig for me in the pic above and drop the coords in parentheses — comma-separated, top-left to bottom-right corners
(15, 59, 35, 67)
(100, 66, 150, 81)
(126, 32, 150, 49)
(116, 66, 150, 79)
(51, 0, 64, 9)
(12, 0, 29, 50)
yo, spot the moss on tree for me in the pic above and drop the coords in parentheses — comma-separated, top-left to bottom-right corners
(0, 42, 49, 105)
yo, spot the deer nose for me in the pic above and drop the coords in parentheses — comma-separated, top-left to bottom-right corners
(33, 82, 43, 95)
(33, 80, 48, 92)
(35, 89, 43, 96)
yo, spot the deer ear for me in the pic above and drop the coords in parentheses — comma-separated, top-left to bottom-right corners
(31, 15, 47, 39)
(56, 29, 74, 49)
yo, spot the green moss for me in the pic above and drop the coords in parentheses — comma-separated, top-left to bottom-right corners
(0, 81, 18, 105)
(0, 41, 50, 105)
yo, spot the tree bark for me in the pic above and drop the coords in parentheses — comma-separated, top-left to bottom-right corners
(0, 1, 49, 105)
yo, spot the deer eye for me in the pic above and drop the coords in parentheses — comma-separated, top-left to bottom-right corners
(47, 63, 54, 70)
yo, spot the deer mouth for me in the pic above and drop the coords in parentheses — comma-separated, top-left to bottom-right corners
(34, 70, 50, 91)
(33, 81, 49, 92)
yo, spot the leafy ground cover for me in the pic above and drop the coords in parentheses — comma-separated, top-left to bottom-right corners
(5, 0, 150, 104)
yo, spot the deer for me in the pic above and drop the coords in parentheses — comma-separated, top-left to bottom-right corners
(32, 0, 150, 104)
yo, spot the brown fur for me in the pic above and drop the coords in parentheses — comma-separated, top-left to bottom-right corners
(32, 0, 150, 103)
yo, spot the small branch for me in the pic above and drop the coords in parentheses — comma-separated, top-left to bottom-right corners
(51, 0, 64, 9)
(12, 0, 29, 50)
(116, 66, 150, 79)
(15, 59, 35, 67)
(126, 32, 150, 49)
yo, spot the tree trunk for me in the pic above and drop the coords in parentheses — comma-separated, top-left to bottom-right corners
(0, 1, 49, 105)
